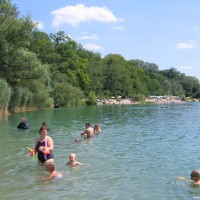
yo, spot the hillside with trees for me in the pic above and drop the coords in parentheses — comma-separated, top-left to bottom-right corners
(0, 0, 200, 114)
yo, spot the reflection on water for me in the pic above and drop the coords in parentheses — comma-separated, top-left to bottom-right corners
(0, 103, 200, 200)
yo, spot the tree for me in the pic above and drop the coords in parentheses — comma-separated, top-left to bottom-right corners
(29, 31, 54, 64)
(102, 54, 132, 96)
(0, 78, 11, 111)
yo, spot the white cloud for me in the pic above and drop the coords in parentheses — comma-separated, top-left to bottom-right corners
(51, 4, 123, 26)
(80, 34, 100, 40)
(193, 25, 199, 30)
(113, 26, 124, 30)
(34, 20, 44, 29)
(176, 40, 195, 49)
(179, 65, 192, 70)
(83, 43, 103, 51)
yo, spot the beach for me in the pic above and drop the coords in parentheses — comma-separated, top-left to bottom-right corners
(97, 96, 183, 105)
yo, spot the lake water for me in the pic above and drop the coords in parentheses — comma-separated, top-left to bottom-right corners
(0, 103, 200, 200)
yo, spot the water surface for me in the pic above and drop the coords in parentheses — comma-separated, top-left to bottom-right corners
(0, 103, 200, 200)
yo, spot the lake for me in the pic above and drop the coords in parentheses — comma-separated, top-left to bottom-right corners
(0, 102, 200, 200)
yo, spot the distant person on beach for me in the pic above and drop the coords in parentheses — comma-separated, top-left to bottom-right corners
(191, 170, 200, 185)
(65, 153, 89, 167)
(40, 162, 62, 180)
(81, 123, 94, 138)
(17, 117, 29, 129)
(94, 124, 101, 134)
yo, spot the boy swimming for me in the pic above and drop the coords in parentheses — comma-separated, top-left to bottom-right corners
(65, 153, 89, 167)
(40, 162, 62, 180)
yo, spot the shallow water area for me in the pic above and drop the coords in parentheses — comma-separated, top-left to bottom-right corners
(0, 103, 200, 200)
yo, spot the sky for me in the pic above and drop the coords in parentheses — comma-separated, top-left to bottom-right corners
(11, 0, 200, 80)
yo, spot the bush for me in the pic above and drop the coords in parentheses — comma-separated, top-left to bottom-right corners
(0, 79, 11, 110)
(87, 91, 97, 105)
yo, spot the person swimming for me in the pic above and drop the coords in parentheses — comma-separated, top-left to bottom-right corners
(191, 170, 200, 185)
(40, 162, 62, 180)
(17, 117, 29, 129)
(94, 124, 101, 134)
(65, 153, 89, 167)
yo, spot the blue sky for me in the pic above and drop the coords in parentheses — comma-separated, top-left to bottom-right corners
(11, 0, 200, 80)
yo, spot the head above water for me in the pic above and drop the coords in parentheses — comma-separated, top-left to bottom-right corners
(46, 162, 56, 172)
(191, 170, 200, 181)
(94, 124, 100, 129)
(39, 126, 48, 135)
(21, 117, 27, 122)
(85, 123, 90, 128)
(69, 153, 76, 161)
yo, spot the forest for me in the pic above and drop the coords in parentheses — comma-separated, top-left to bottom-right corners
(0, 0, 200, 113)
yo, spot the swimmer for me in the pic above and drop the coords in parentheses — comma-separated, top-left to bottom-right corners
(191, 170, 200, 185)
(81, 123, 94, 138)
(41, 162, 62, 180)
(65, 153, 89, 167)
(94, 123, 101, 134)
(17, 117, 29, 129)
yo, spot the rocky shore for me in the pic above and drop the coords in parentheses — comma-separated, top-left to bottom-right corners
(97, 96, 184, 105)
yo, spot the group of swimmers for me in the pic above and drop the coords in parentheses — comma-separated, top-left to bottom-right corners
(17, 117, 200, 185)
(22, 118, 101, 180)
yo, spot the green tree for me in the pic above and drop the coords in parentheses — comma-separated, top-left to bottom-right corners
(29, 30, 54, 64)
(0, 78, 11, 110)
(102, 54, 132, 96)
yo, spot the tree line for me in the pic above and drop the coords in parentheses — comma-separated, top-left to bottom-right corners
(0, 0, 200, 113)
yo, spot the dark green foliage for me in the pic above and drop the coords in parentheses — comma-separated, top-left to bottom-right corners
(0, 1, 200, 113)
(0, 78, 11, 109)
(87, 91, 97, 105)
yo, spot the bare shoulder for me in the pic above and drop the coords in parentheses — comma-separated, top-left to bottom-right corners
(47, 135, 53, 140)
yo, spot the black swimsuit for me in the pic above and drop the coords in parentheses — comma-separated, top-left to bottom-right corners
(35, 139, 54, 163)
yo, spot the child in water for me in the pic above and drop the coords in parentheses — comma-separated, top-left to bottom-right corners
(94, 124, 101, 134)
(65, 153, 89, 167)
(41, 162, 62, 180)
(191, 170, 200, 185)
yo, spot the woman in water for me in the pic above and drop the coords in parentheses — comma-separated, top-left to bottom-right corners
(34, 126, 54, 166)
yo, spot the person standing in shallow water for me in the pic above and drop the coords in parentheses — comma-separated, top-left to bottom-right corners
(17, 117, 29, 129)
(34, 126, 54, 166)
(81, 123, 94, 138)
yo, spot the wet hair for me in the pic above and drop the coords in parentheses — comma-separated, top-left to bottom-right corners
(191, 170, 200, 179)
(42, 122, 47, 126)
(94, 124, 100, 129)
(85, 123, 90, 126)
(46, 162, 56, 172)
(70, 153, 76, 159)
(39, 126, 47, 134)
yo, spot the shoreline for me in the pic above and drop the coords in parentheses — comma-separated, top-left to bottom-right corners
(97, 96, 191, 106)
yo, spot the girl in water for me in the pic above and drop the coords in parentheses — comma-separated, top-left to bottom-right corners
(94, 124, 101, 134)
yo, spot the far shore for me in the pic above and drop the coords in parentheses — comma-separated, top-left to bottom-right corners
(97, 96, 199, 106)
